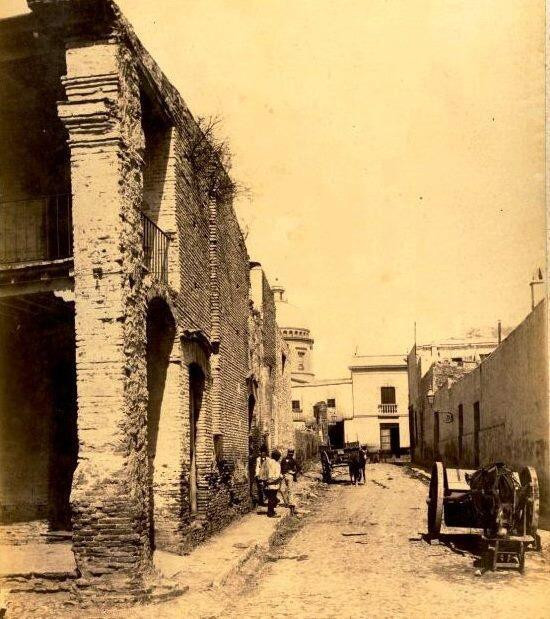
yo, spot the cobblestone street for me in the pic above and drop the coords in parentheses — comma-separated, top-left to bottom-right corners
(220, 463, 550, 619)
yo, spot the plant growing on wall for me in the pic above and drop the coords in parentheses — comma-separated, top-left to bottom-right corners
(187, 115, 246, 205)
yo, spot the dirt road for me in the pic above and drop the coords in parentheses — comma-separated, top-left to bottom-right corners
(221, 463, 549, 619)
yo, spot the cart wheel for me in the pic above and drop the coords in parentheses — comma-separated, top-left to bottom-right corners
(427, 461, 444, 538)
(520, 466, 540, 535)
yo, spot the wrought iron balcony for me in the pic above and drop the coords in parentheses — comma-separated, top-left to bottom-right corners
(0, 194, 72, 265)
(142, 211, 169, 285)
(378, 403, 398, 414)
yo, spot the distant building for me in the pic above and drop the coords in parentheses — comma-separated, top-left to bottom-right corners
(274, 284, 315, 385)
(407, 335, 499, 462)
(291, 354, 410, 456)
(346, 355, 409, 454)
(290, 378, 353, 445)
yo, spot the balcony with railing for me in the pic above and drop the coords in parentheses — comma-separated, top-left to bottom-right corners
(0, 194, 73, 266)
(0, 196, 170, 287)
(378, 403, 398, 415)
(141, 211, 170, 285)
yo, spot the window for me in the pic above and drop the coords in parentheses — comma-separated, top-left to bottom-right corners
(298, 364, 304, 371)
(292, 400, 301, 411)
(451, 357, 464, 366)
(298, 351, 305, 357)
(327, 398, 336, 408)
(380, 386, 396, 404)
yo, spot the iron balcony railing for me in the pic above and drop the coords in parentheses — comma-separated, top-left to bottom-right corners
(0, 194, 73, 265)
(141, 211, 169, 285)
(378, 403, 398, 414)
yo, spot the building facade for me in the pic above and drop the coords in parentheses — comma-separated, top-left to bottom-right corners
(408, 303, 549, 512)
(291, 355, 410, 454)
(291, 378, 353, 445)
(248, 263, 293, 459)
(346, 355, 409, 454)
(407, 336, 499, 463)
(0, 0, 292, 598)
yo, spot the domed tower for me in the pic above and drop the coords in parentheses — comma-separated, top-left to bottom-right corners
(273, 283, 314, 385)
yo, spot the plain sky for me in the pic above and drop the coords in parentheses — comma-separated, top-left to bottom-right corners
(2, 0, 545, 378)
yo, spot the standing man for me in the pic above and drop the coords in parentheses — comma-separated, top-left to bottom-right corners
(261, 449, 282, 518)
(281, 448, 299, 514)
(254, 445, 269, 507)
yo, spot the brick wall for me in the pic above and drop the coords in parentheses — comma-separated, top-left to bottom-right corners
(7, 0, 284, 598)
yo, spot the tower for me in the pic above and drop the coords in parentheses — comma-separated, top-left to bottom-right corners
(273, 283, 314, 385)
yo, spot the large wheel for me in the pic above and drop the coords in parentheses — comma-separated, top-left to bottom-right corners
(520, 466, 539, 535)
(427, 461, 444, 537)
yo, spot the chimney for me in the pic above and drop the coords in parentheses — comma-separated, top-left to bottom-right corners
(497, 320, 502, 345)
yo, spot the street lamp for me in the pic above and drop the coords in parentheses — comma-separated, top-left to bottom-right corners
(426, 388, 435, 407)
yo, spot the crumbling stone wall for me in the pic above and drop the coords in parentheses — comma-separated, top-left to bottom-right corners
(248, 265, 294, 457)
(0, 0, 288, 600)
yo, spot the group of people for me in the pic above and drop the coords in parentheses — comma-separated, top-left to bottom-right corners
(254, 446, 299, 518)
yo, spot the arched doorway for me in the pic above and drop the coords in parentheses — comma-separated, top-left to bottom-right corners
(146, 297, 176, 550)
(189, 363, 205, 515)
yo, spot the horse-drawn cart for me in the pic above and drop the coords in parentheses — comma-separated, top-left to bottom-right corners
(320, 442, 361, 482)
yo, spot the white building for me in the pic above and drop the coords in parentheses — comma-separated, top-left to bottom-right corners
(345, 355, 409, 454)
(291, 354, 410, 455)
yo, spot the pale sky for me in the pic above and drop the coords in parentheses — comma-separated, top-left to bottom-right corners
(2, 0, 545, 379)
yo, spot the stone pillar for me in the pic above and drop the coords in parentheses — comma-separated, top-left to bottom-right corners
(58, 41, 150, 591)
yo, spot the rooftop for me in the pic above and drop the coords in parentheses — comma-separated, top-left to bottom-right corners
(349, 354, 407, 370)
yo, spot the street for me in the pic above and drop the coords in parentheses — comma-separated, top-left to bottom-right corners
(220, 463, 549, 619)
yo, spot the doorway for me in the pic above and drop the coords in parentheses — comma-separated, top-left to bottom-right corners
(380, 423, 400, 456)
(328, 421, 345, 449)
(189, 364, 205, 515)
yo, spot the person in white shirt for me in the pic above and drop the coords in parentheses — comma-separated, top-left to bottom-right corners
(254, 445, 269, 506)
(261, 450, 282, 518)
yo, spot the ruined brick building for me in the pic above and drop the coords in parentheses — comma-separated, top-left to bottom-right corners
(0, 0, 292, 597)
(248, 263, 293, 459)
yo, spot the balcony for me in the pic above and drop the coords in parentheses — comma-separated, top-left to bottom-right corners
(0, 194, 72, 266)
(292, 409, 307, 423)
(141, 211, 170, 285)
(378, 403, 398, 414)
(0, 197, 170, 286)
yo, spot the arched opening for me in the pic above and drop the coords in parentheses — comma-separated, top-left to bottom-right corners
(189, 363, 205, 515)
(146, 297, 176, 550)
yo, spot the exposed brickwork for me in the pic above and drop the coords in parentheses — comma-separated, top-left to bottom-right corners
(0, 0, 293, 602)
(248, 264, 294, 455)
